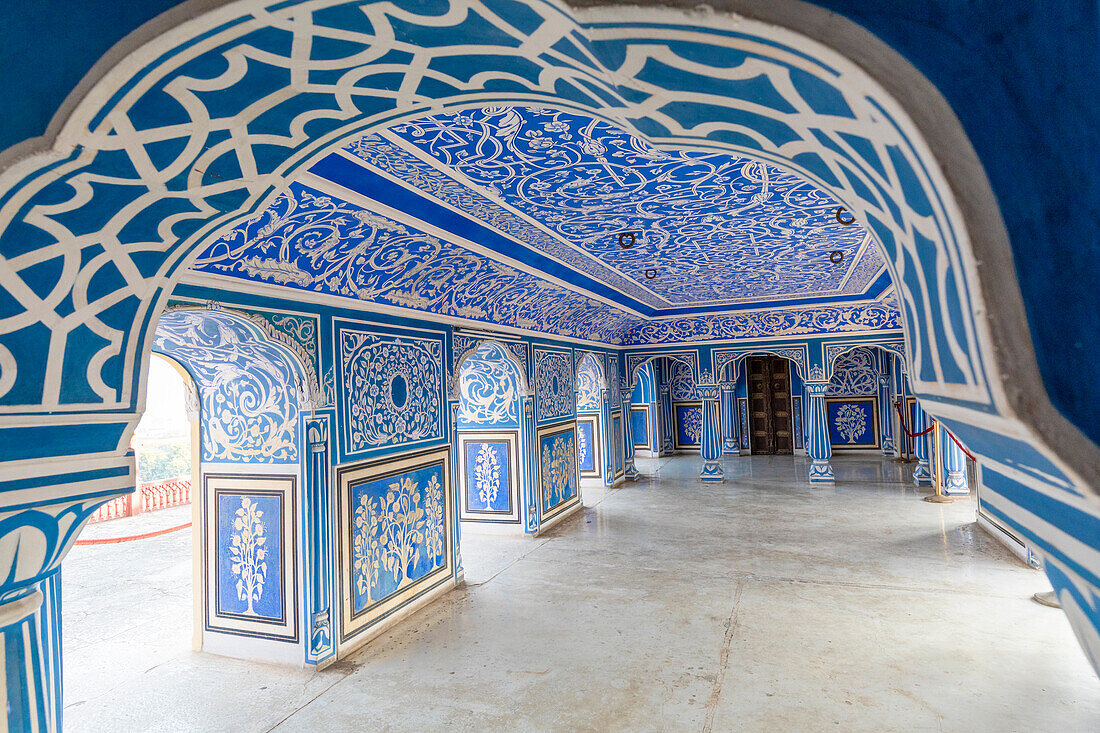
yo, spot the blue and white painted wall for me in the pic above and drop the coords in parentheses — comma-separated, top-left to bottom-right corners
(1, 3, 1100, 726)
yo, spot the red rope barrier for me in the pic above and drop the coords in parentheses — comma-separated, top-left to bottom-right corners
(946, 429, 977, 462)
(75, 522, 192, 545)
(894, 401, 934, 438)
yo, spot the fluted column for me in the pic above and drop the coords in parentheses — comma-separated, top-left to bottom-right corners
(805, 380, 834, 484)
(697, 384, 724, 482)
(720, 381, 739, 456)
(658, 383, 675, 455)
(620, 377, 640, 480)
(912, 402, 933, 485)
(878, 373, 895, 456)
(942, 428, 969, 495)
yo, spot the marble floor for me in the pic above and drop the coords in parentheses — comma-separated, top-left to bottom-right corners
(62, 454, 1100, 731)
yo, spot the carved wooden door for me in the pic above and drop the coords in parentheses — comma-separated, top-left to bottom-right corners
(746, 356, 794, 455)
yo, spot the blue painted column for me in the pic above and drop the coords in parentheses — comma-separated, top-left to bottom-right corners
(522, 396, 539, 533)
(304, 415, 335, 664)
(912, 402, 934, 485)
(805, 380, 834, 484)
(620, 377, 640, 480)
(720, 381, 739, 456)
(0, 586, 51, 730)
(942, 428, 970, 495)
(658, 381, 675, 455)
(878, 366, 896, 457)
(601, 386, 614, 486)
(697, 385, 724, 482)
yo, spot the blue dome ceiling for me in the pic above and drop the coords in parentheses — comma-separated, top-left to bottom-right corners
(191, 106, 895, 343)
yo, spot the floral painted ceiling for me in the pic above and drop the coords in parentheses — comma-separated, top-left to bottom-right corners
(190, 106, 898, 345)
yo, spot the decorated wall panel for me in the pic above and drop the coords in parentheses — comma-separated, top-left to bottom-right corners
(611, 412, 624, 478)
(154, 311, 302, 464)
(535, 347, 575, 425)
(631, 407, 650, 449)
(669, 359, 698, 402)
(203, 474, 298, 643)
(792, 395, 805, 450)
(537, 421, 580, 525)
(674, 402, 704, 450)
(337, 447, 453, 652)
(826, 397, 881, 450)
(576, 415, 602, 481)
(828, 348, 879, 397)
(335, 320, 445, 460)
(457, 342, 522, 429)
(739, 398, 750, 452)
(607, 355, 621, 409)
(458, 432, 521, 524)
(576, 354, 603, 413)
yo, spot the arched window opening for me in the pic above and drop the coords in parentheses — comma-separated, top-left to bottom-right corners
(61, 352, 197, 724)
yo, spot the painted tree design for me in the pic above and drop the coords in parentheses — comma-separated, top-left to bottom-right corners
(577, 427, 588, 467)
(683, 407, 702, 443)
(835, 404, 867, 442)
(352, 493, 387, 604)
(475, 444, 501, 509)
(229, 496, 267, 615)
(543, 434, 577, 508)
(382, 476, 426, 586)
(353, 471, 446, 606)
(423, 474, 445, 562)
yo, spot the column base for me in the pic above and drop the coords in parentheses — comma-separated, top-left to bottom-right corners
(699, 460, 724, 482)
(808, 459, 834, 484)
(881, 439, 895, 456)
(912, 460, 933, 486)
(624, 462, 640, 481)
(943, 472, 969, 496)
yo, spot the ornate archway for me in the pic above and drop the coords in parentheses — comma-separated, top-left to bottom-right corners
(0, 3, 1097, 724)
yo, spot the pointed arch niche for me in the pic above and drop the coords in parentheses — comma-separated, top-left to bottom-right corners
(575, 353, 607, 488)
(455, 342, 528, 530)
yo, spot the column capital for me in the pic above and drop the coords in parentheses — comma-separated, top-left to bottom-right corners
(696, 384, 720, 400)
(719, 381, 735, 392)
(805, 381, 831, 396)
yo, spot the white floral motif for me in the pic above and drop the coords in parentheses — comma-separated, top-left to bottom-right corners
(535, 349, 574, 422)
(681, 406, 703, 444)
(577, 427, 589, 467)
(834, 404, 868, 442)
(154, 311, 299, 463)
(828, 348, 879, 396)
(386, 107, 881, 307)
(229, 497, 267, 616)
(576, 354, 602, 412)
(340, 329, 443, 452)
(352, 472, 446, 606)
(474, 444, 501, 510)
(459, 343, 520, 426)
(669, 360, 697, 401)
(541, 433, 578, 510)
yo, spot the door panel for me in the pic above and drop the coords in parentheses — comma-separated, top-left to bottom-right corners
(746, 356, 794, 455)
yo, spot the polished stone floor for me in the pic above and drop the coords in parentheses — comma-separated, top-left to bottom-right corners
(63, 455, 1100, 731)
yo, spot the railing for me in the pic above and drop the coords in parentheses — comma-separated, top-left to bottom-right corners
(88, 476, 191, 523)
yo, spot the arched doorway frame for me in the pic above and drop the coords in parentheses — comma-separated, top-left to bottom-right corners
(0, 2, 1097, 720)
(149, 304, 321, 662)
(574, 351, 609, 487)
(452, 339, 530, 528)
